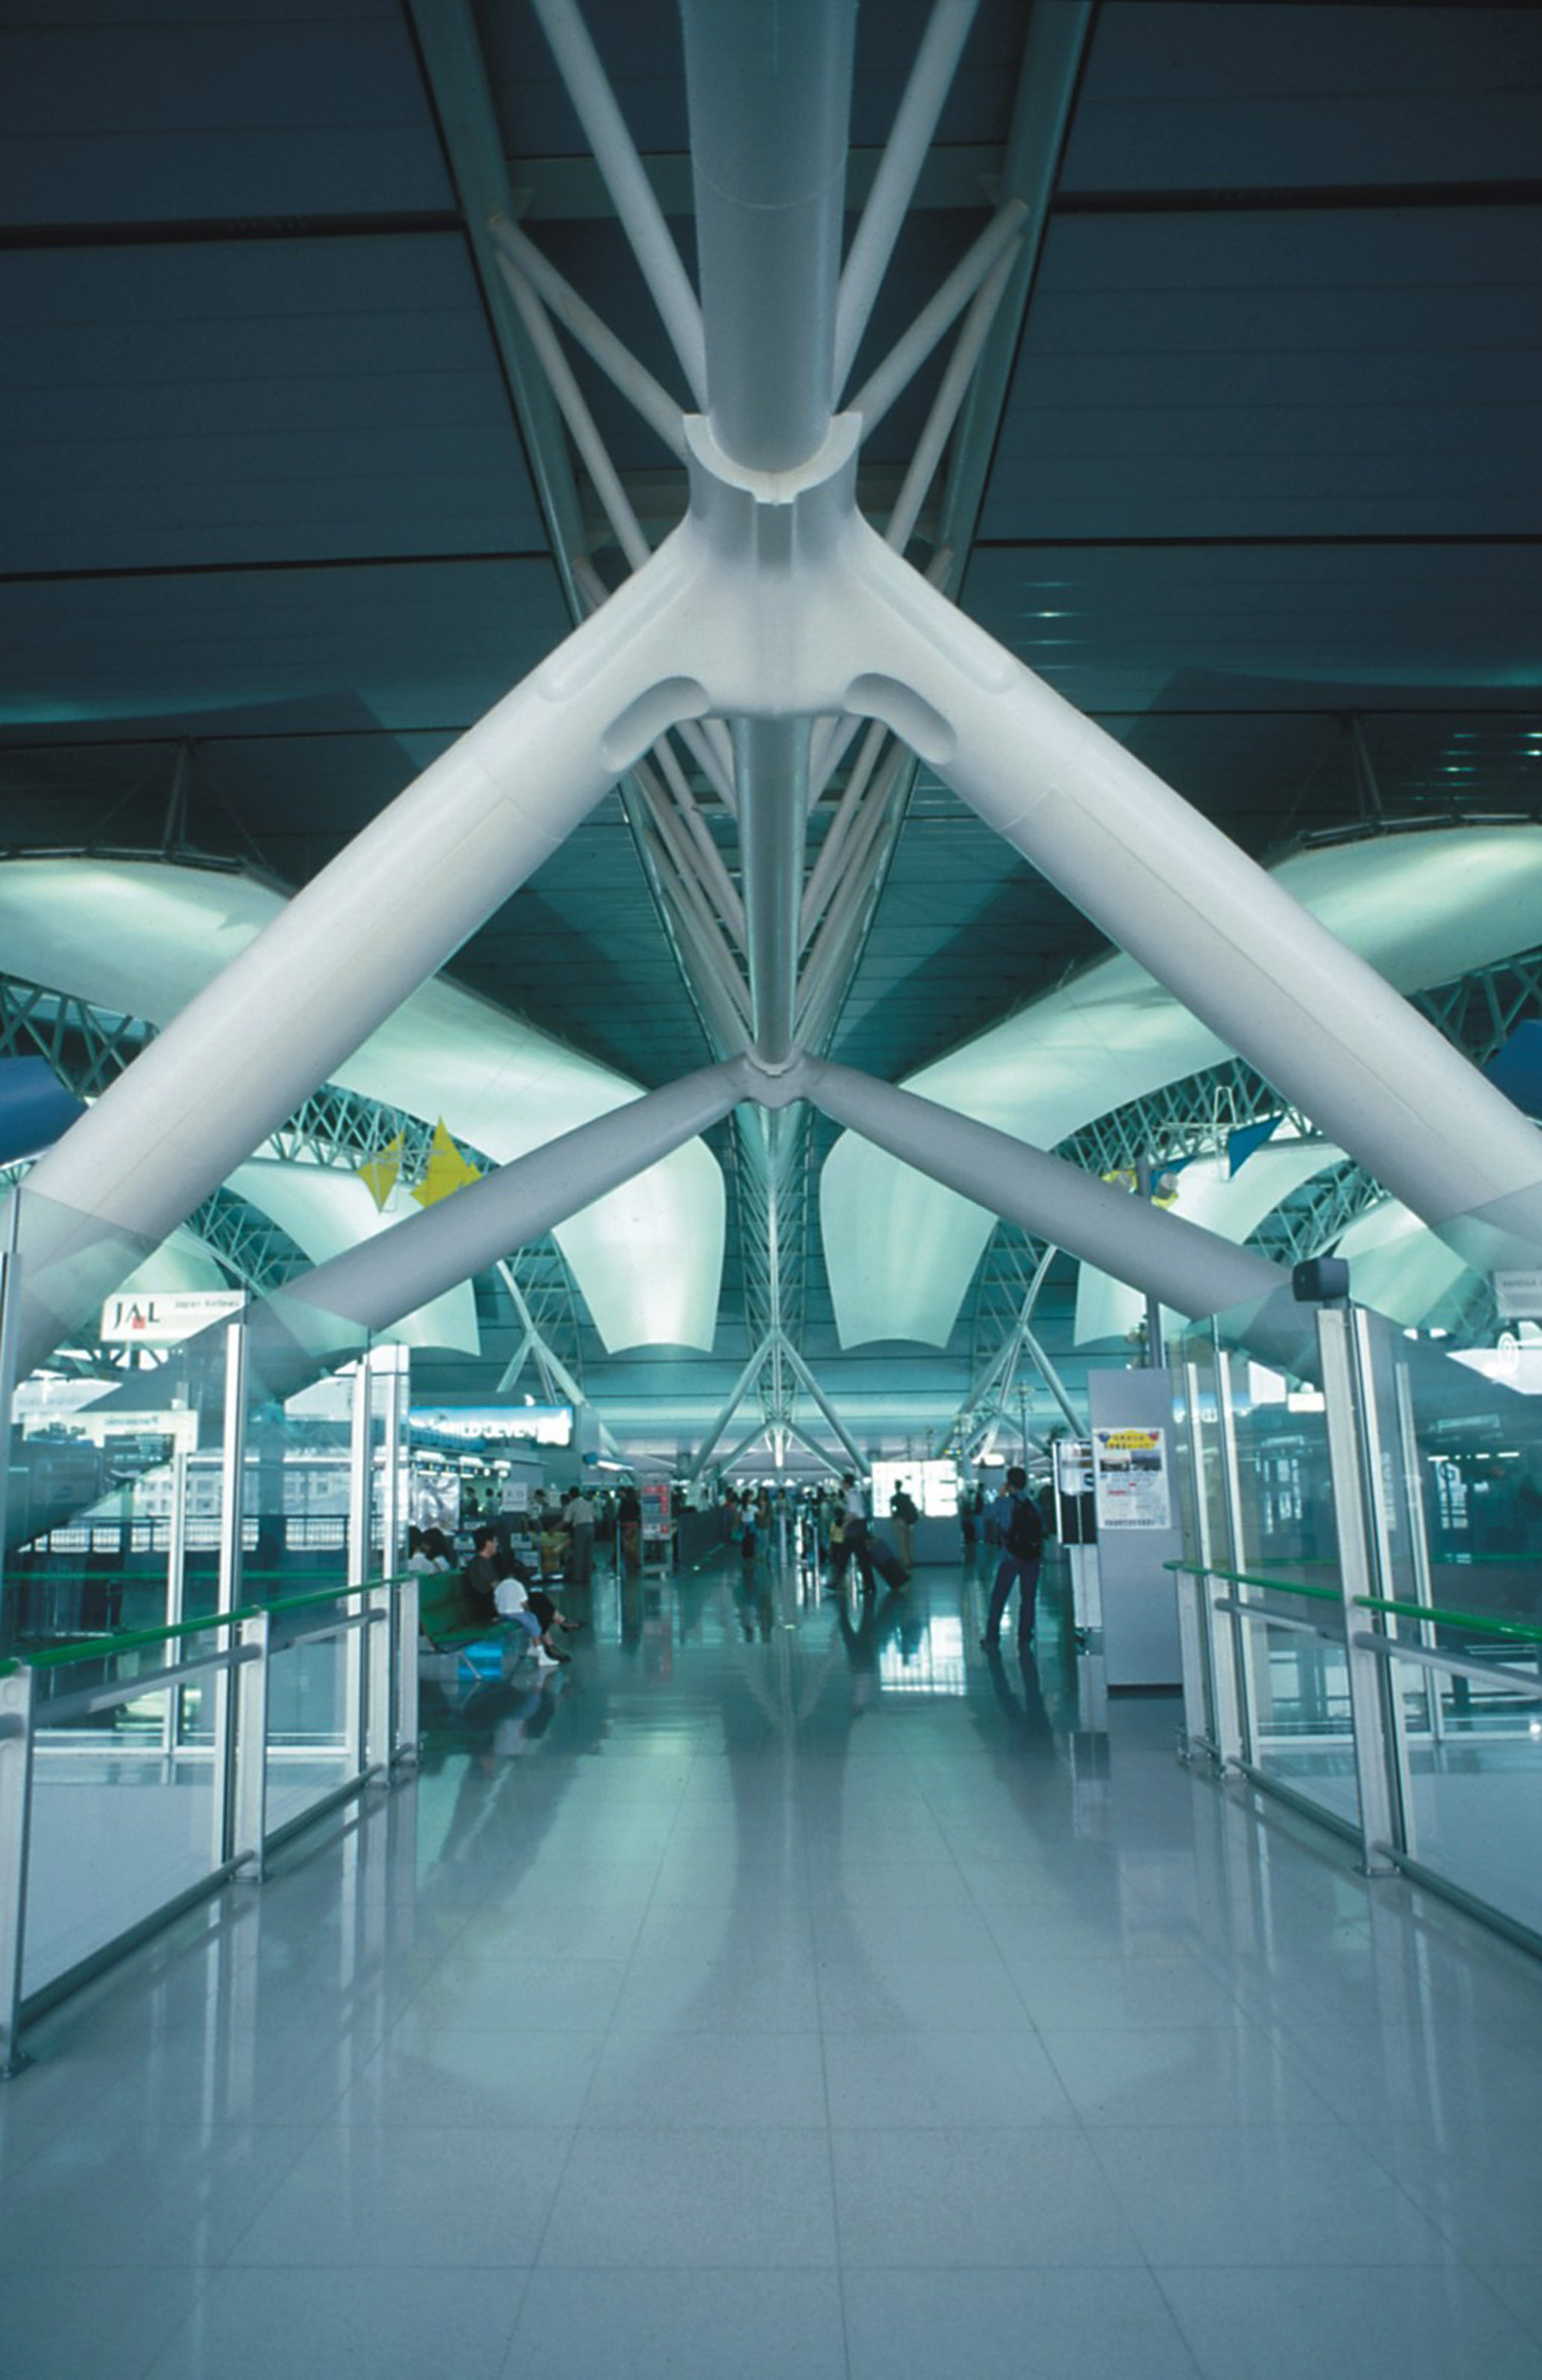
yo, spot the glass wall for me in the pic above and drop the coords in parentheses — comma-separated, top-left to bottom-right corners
(1180, 1290, 1361, 1833)
(1353, 1305, 1542, 1941)
(1171, 1276, 1542, 1946)
(2, 1185, 247, 1994)
(0, 1189, 414, 2035)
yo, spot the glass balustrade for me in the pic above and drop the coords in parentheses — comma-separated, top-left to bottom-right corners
(0, 1192, 416, 2066)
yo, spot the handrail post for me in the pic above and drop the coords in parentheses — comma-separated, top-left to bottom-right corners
(1175, 1362, 1218, 1763)
(232, 1613, 270, 1882)
(395, 1570, 421, 1772)
(378, 1345, 408, 1772)
(345, 1351, 372, 1779)
(1316, 1305, 1399, 1875)
(365, 1586, 392, 1784)
(1209, 1343, 1251, 1770)
(0, 1662, 35, 2076)
(160, 1437, 189, 1760)
(1348, 1307, 1414, 1855)
(0, 1200, 23, 1651)
(211, 1313, 248, 1870)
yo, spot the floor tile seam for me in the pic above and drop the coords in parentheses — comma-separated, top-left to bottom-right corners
(480, 2113, 582, 2284)
(1463, 2263, 1542, 2353)
(812, 1998, 854, 2379)
(1346, 2117, 1523, 2259)
(1070, 2109, 1395, 2248)
(155, 2109, 338, 2281)
(1260, 2011, 1404, 2122)
(487, 2265, 538, 2376)
(121, 2265, 224, 2380)
(1142, 2262, 1239, 2379)
(569, 1766, 677, 2129)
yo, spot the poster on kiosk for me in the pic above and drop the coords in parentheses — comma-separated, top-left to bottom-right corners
(1085, 1371, 1183, 1687)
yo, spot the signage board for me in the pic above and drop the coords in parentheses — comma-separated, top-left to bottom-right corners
(1092, 1425, 1173, 1531)
(1494, 1270, 1542, 1320)
(99, 1290, 243, 1345)
(409, 1403, 573, 1448)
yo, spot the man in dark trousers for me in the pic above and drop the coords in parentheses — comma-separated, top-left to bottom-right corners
(980, 1465, 1044, 1649)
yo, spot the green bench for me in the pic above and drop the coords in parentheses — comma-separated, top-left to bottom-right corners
(417, 1571, 530, 1685)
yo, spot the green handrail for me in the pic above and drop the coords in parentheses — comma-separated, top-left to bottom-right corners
(5, 1566, 355, 1587)
(260, 1573, 416, 1623)
(1355, 1594, 1542, 1648)
(15, 1571, 417, 1671)
(22, 1608, 250, 1670)
(1166, 1559, 1342, 1607)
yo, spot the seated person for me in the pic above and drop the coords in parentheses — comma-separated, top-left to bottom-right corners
(465, 1527, 581, 1665)
(521, 1582, 583, 1668)
(462, 1525, 513, 1621)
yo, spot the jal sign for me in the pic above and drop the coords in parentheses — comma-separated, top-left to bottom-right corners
(100, 1290, 244, 1346)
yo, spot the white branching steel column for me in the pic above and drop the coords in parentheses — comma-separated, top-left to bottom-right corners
(736, 716, 810, 1069)
(16, 0, 1542, 1414)
(680, 0, 853, 472)
(8, 549, 712, 1375)
(826, 534, 1542, 1275)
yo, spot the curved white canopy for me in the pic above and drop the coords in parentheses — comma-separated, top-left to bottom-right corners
(0, 857, 725, 1351)
(823, 827, 1542, 1347)
(228, 1159, 480, 1354)
(1074, 1138, 1346, 1347)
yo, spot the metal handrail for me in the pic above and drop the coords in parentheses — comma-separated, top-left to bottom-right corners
(260, 1574, 412, 1623)
(14, 1571, 417, 1673)
(1348, 1628, 1542, 1701)
(40, 1643, 260, 1730)
(1213, 1595, 1344, 1645)
(1166, 1559, 1342, 1606)
(1353, 1592, 1542, 1647)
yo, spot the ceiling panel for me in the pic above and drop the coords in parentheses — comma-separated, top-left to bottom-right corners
(0, 235, 544, 573)
(0, 556, 569, 735)
(961, 543, 1542, 716)
(1, 3, 450, 224)
(982, 209, 1542, 542)
(1065, 3, 1542, 194)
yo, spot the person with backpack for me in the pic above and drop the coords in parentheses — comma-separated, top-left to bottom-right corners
(980, 1465, 1045, 1650)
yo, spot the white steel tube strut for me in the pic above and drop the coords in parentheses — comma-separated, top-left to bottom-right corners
(530, 0, 707, 405)
(849, 200, 1027, 439)
(7, 543, 710, 1377)
(800, 1057, 1286, 1321)
(834, 0, 982, 395)
(488, 213, 688, 459)
(291, 1060, 750, 1332)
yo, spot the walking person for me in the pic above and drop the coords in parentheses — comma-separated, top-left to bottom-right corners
(888, 1482, 918, 1572)
(618, 1483, 642, 1575)
(980, 1465, 1044, 1650)
(837, 1471, 875, 1593)
(566, 1484, 597, 1585)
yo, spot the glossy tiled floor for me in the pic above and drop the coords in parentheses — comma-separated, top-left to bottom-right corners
(5, 1548, 1542, 2379)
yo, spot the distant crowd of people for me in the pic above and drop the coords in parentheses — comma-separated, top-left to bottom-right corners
(410, 1463, 1053, 1666)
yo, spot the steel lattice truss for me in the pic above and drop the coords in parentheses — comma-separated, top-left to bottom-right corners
(0, 971, 584, 1384)
(958, 943, 1542, 1441)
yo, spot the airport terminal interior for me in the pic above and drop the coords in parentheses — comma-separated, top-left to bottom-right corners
(2, 2, 1542, 2373)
